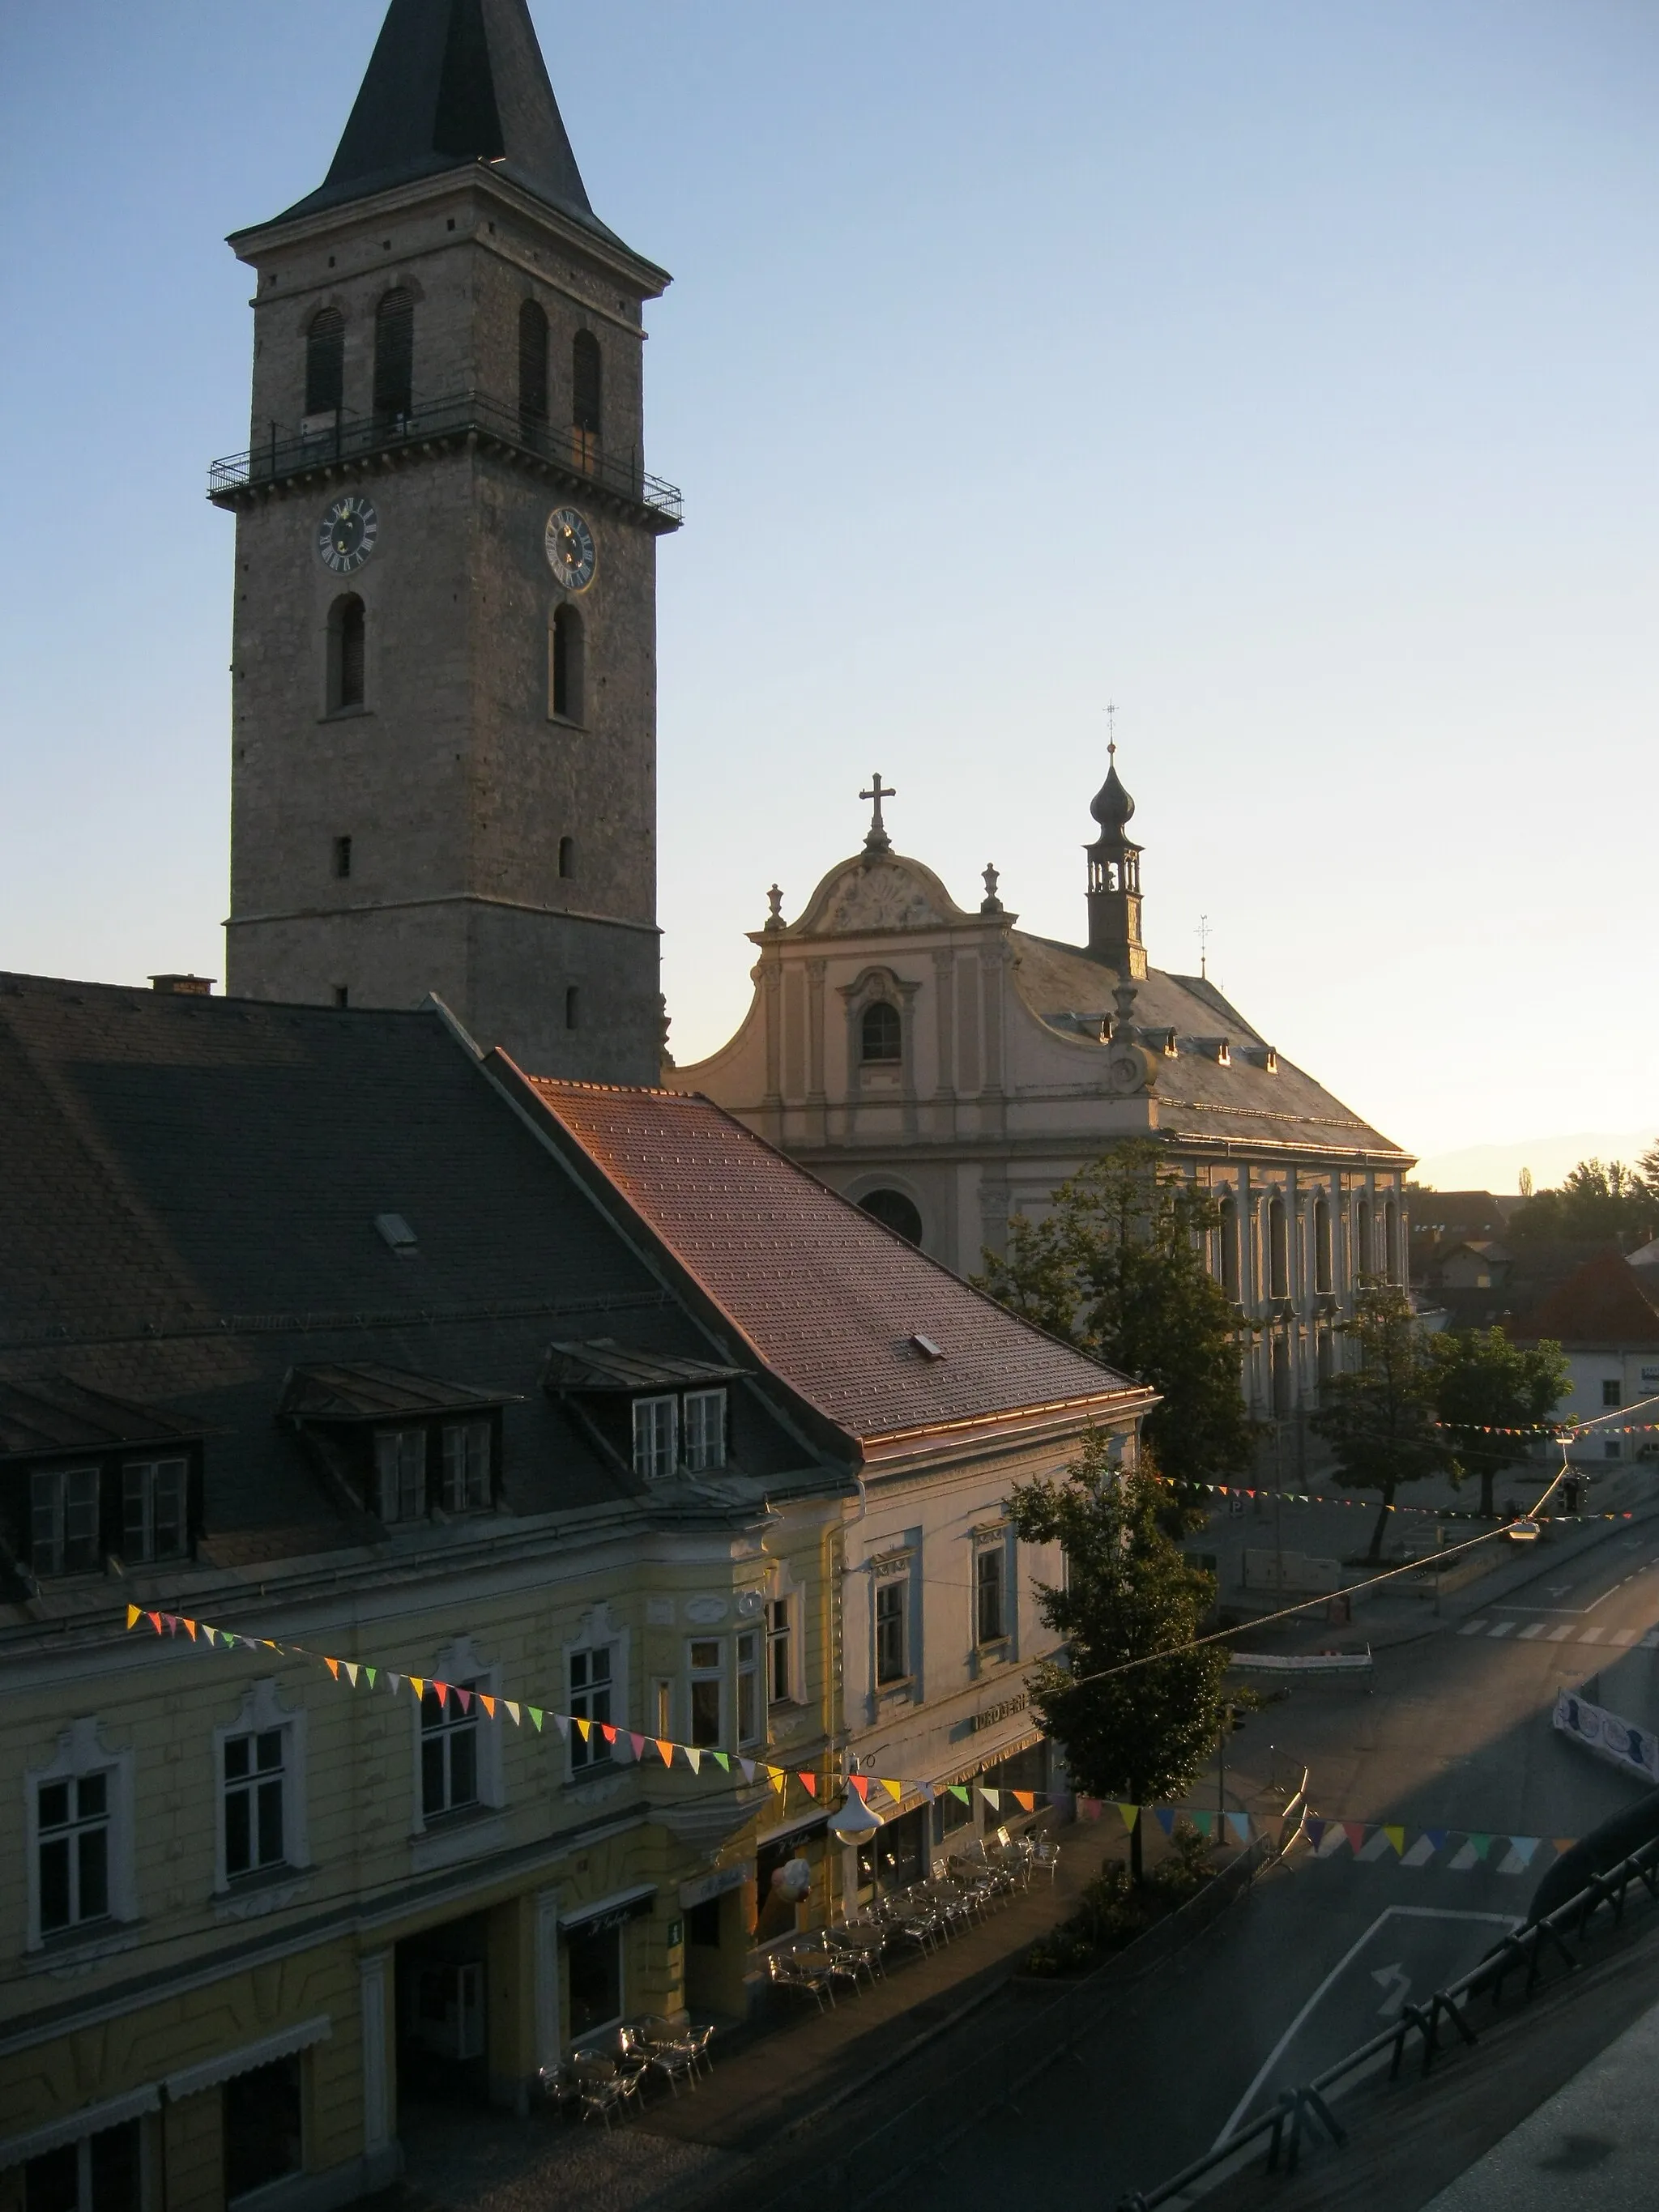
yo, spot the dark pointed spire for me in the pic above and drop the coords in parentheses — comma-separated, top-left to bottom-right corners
(279, 0, 609, 237)
(1090, 757, 1135, 837)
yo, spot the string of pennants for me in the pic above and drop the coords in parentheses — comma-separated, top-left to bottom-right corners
(122, 1605, 1051, 1814)
(1175, 1479, 1640, 1524)
(1076, 1795, 1578, 1872)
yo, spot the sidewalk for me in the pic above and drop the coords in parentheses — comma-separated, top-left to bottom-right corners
(373, 1816, 1143, 2212)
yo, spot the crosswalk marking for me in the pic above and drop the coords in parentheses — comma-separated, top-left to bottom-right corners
(1450, 1620, 1659, 1651)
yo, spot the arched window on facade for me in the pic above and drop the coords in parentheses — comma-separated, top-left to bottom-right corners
(860, 1000, 902, 1064)
(305, 308, 344, 420)
(1268, 1192, 1290, 1301)
(1354, 1197, 1373, 1285)
(327, 595, 365, 712)
(572, 330, 602, 464)
(1317, 1330, 1337, 1389)
(1218, 1194, 1239, 1301)
(1314, 1194, 1333, 1295)
(550, 603, 585, 722)
(558, 836, 574, 880)
(518, 300, 548, 429)
(373, 288, 414, 423)
(1383, 1198, 1398, 1284)
(1270, 1334, 1293, 1418)
(859, 1189, 923, 1246)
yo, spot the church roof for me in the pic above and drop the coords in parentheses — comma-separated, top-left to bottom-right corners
(508, 1072, 1149, 1449)
(275, 0, 633, 254)
(1009, 932, 1407, 1157)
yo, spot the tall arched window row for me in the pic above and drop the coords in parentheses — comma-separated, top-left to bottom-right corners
(518, 300, 549, 428)
(1354, 1198, 1373, 1285)
(305, 309, 344, 419)
(1383, 1199, 1398, 1284)
(1218, 1196, 1239, 1301)
(1314, 1194, 1333, 1295)
(572, 330, 602, 458)
(1268, 1193, 1290, 1301)
(860, 1000, 902, 1064)
(859, 1188, 923, 1246)
(551, 603, 585, 722)
(373, 289, 414, 423)
(327, 595, 365, 712)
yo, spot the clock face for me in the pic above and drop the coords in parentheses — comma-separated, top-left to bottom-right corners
(317, 495, 378, 575)
(544, 506, 597, 591)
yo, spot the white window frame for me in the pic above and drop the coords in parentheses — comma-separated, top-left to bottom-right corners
(440, 1418, 491, 1511)
(30, 1464, 101, 1579)
(682, 1389, 727, 1472)
(874, 1563, 911, 1686)
(561, 1605, 628, 1786)
(736, 1628, 762, 1748)
(569, 1645, 614, 1771)
(632, 1396, 678, 1480)
(975, 1533, 1011, 1647)
(375, 1427, 427, 1521)
(687, 1637, 725, 1748)
(24, 1719, 138, 1951)
(214, 1678, 309, 1892)
(408, 1635, 503, 1834)
(122, 1456, 188, 1564)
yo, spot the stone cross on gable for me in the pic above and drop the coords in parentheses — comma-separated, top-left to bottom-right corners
(860, 772, 896, 853)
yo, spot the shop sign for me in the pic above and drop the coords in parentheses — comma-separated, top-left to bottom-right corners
(970, 1691, 1029, 1733)
(677, 1860, 753, 1910)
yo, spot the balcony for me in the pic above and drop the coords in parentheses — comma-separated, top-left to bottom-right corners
(207, 390, 683, 528)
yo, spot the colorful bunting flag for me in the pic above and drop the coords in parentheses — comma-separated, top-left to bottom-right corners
(1116, 1803, 1138, 1831)
(850, 1775, 870, 1801)
(1383, 1825, 1405, 1856)
(1226, 1812, 1251, 1843)
(630, 1733, 646, 1761)
(798, 1772, 817, 1798)
(1013, 1791, 1035, 1813)
(1154, 1808, 1175, 1836)
(325, 1657, 340, 1680)
(480, 1693, 495, 1719)
(528, 1708, 544, 1732)
(684, 1747, 702, 1775)
(949, 1785, 971, 1805)
(126, 1605, 140, 1630)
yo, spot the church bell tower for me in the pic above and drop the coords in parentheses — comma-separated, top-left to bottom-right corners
(212, 0, 678, 1081)
(1084, 751, 1148, 980)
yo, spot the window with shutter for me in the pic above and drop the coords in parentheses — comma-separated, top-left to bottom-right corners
(373, 289, 414, 421)
(518, 299, 549, 427)
(572, 330, 603, 437)
(305, 308, 344, 418)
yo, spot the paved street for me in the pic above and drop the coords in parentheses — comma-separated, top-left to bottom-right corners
(890, 1513, 1659, 2207)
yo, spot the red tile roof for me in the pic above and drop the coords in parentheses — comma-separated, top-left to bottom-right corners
(507, 1069, 1145, 1446)
(1518, 1248, 1659, 1349)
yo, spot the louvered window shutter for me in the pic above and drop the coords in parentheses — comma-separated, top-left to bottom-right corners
(373, 290, 415, 420)
(305, 310, 344, 417)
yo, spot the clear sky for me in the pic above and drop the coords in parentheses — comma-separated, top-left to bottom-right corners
(1, 2, 1653, 1178)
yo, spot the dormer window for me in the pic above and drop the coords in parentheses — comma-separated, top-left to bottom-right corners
(633, 1396, 678, 1480)
(2, 1380, 203, 1583)
(684, 1389, 727, 1472)
(544, 1340, 744, 1482)
(280, 1362, 516, 1524)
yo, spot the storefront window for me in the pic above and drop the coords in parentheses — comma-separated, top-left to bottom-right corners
(224, 2056, 302, 2203)
(566, 1922, 624, 2039)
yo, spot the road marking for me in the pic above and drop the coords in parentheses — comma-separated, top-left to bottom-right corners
(1488, 1621, 1516, 1637)
(1580, 1626, 1606, 1643)
(1371, 1963, 1411, 2018)
(1549, 1626, 1576, 1641)
(1611, 1629, 1641, 1646)
(1517, 1623, 1546, 1639)
(1459, 1620, 1489, 1635)
(1213, 1907, 1517, 2148)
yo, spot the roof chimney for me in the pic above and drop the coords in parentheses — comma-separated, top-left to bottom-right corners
(149, 974, 215, 996)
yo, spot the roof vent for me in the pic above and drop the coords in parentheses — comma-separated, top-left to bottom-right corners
(150, 974, 215, 995)
(374, 1213, 418, 1258)
(910, 1333, 945, 1362)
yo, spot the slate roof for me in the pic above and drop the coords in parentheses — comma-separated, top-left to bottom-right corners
(1009, 932, 1407, 1157)
(0, 1379, 203, 1463)
(545, 1340, 746, 1392)
(277, 1362, 520, 1422)
(0, 974, 821, 1571)
(1516, 1250, 1659, 1349)
(271, 0, 640, 260)
(509, 1070, 1147, 1447)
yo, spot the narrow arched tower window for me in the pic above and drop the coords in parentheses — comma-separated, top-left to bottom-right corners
(550, 603, 585, 722)
(860, 1001, 902, 1064)
(1354, 1198, 1373, 1285)
(518, 300, 548, 428)
(558, 836, 574, 880)
(1314, 1194, 1333, 1294)
(373, 288, 414, 422)
(1219, 1195, 1239, 1301)
(572, 330, 602, 458)
(327, 595, 365, 711)
(565, 986, 580, 1030)
(305, 308, 344, 419)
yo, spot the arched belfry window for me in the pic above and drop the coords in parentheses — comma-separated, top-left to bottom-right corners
(860, 1000, 902, 1064)
(550, 603, 585, 722)
(518, 300, 548, 429)
(373, 288, 414, 423)
(327, 595, 365, 712)
(558, 836, 574, 880)
(305, 308, 343, 419)
(572, 330, 602, 460)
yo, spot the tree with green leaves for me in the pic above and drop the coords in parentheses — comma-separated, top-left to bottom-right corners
(1008, 1432, 1230, 1881)
(1430, 1327, 1569, 1519)
(1508, 1159, 1658, 1247)
(1311, 1285, 1449, 1563)
(978, 1142, 1256, 1497)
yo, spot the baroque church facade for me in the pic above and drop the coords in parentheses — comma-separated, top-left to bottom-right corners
(669, 762, 1415, 1426)
(213, 0, 677, 1082)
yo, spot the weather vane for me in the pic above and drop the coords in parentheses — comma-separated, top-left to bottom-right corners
(1105, 701, 1117, 761)
(1196, 913, 1211, 981)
